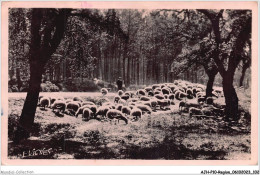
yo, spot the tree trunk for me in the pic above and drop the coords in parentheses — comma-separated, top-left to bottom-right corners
(206, 72, 216, 97)
(222, 73, 239, 121)
(14, 61, 45, 143)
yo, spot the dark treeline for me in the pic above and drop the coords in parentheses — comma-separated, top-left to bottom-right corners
(9, 9, 251, 90)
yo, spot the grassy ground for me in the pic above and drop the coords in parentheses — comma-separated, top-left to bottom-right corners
(8, 89, 251, 160)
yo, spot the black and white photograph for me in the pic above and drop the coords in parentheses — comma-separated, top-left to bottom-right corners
(2, 1, 258, 165)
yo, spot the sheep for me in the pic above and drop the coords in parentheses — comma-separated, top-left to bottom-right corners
(75, 104, 97, 117)
(140, 96, 150, 101)
(157, 99, 170, 110)
(179, 92, 187, 99)
(168, 94, 175, 101)
(51, 100, 66, 114)
(154, 90, 161, 95)
(175, 91, 182, 101)
(95, 106, 110, 119)
(186, 89, 193, 96)
(150, 98, 158, 108)
(179, 101, 186, 112)
(136, 104, 152, 114)
(145, 87, 153, 92)
(39, 96, 50, 110)
(162, 87, 171, 95)
(148, 91, 154, 97)
(118, 90, 124, 96)
(82, 108, 94, 121)
(206, 97, 214, 105)
(114, 95, 121, 103)
(137, 89, 146, 96)
(121, 94, 130, 101)
(116, 104, 123, 111)
(196, 92, 205, 98)
(66, 101, 81, 116)
(106, 109, 128, 124)
(121, 106, 131, 116)
(152, 84, 160, 90)
(130, 107, 142, 121)
(101, 88, 108, 96)
(198, 97, 206, 104)
(189, 107, 203, 117)
(154, 94, 164, 100)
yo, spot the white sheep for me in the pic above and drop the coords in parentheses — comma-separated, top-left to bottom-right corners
(118, 90, 124, 96)
(75, 104, 97, 117)
(82, 108, 94, 121)
(66, 101, 81, 116)
(130, 107, 142, 121)
(114, 95, 121, 103)
(101, 88, 108, 96)
(39, 96, 50, 110)
(51, 100, 66, 114)
(136, 104, 152, 114)
(106, 109, 128, 124)
(96, 106, 110, 119)
(121, 106, 131, 116)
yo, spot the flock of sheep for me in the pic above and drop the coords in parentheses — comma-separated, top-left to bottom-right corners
(38, 80, 225, 125)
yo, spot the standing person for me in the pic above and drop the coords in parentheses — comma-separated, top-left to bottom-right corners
(117, 77, 123, 91)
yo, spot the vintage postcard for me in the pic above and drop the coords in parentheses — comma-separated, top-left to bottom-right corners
(1, 1, 258, 166)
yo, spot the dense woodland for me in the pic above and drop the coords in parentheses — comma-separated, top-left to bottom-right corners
(9, 9, 251, 91)
(8, 8, 251, 143)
